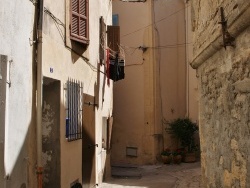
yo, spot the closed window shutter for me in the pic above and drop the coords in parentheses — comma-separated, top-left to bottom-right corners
(99, 17, 106, 64)
(107, 26, 120, 52)
(71, 0, 89, 44)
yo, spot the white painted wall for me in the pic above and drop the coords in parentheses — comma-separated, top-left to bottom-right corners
(0, 0, 36, 187)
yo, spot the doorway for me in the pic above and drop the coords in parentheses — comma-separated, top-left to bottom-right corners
(42, 77, 61, 188)
(82, 94, 96, 188)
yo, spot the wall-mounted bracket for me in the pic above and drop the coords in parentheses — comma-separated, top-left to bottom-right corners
(138, 46, 148, 53)
(84, 102, 98, 106)
(218, 7, 235, 49)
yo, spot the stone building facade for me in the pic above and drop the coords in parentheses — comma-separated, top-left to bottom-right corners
(191, 0, 250, 187)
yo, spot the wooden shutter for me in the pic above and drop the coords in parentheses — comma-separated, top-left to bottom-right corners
(107, 117, 113, 151)
(107, 26, 120, 52)
(99, 17, 106, 64)
(71, 0, 89, 44)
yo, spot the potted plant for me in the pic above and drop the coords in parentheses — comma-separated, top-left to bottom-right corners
(172, 149, 182, 164)
(165, 118, 199, 162)
(161, 148, 172, 164)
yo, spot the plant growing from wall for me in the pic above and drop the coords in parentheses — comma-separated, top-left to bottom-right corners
(164, 118, 198, 153)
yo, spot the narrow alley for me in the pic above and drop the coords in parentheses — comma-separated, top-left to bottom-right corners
(100, 162, 201, 188)
(1, 0, 250, 187)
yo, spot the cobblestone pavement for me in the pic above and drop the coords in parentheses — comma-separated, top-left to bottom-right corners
(99, 162, 201, 188)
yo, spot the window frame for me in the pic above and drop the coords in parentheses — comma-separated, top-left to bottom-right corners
(65, 79, 83, 141)
(70, 0, 89, 44)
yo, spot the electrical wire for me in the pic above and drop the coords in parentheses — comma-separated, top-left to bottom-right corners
(121, 5, 190, 38)
(44, 8, 65, 28)
(125, 61, 144, 67)
(43, 7, 108, 75)
(150, 42, 193, 48)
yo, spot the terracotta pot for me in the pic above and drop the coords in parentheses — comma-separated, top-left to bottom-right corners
(161, 155, 172, 164)
(173, 155, 182, 164)
(184, 152, 196, 163)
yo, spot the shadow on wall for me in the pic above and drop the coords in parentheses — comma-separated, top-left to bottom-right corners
(3, 121, 37, 188)
(0, 76, 37, 188)
(82, 93, 96, 188)
(70, 41, 88, 64)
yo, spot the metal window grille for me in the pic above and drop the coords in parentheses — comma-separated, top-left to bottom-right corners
(65, 79, 83, 141)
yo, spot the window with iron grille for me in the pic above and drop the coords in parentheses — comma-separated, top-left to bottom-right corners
(65, 79, 83, 141)
(70, 0, 89, 44)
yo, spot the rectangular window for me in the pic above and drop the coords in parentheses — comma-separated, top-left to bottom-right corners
(107, 26, 120, 52)
(65, 79, 83, 141)
(107, 117, 113, 151)
(70, 0, 89, 44)
(112, 14, 119, 26)
(102, 117, 107, 149)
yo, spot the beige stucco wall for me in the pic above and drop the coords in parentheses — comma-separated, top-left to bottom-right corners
(112, 0, 153, 165)
(191, 0, 250, 187)
(112, 0, 197, 165)
(185, 2, 199, 123)
(43, 0, 113, 186)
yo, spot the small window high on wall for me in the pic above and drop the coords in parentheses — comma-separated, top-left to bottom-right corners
(112, 14, 119, 26)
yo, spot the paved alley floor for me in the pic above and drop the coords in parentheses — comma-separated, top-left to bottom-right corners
(100, 162, 201, 188)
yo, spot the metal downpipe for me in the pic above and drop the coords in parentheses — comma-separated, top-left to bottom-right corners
(37, 0, 44, 187)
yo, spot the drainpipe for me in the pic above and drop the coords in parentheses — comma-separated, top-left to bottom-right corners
(184, 0, 189, 117)
(149, 0, 159, 162)
(36, 0, 44, 187)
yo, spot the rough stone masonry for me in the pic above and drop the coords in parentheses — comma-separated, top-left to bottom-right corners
(191, 0, 250, 187)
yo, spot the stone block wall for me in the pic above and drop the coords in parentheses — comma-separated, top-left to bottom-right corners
(191, 0, 250, 187)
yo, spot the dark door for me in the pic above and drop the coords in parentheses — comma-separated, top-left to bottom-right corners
(82, 94, 96, 188)
(42, 77, 61, 188)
